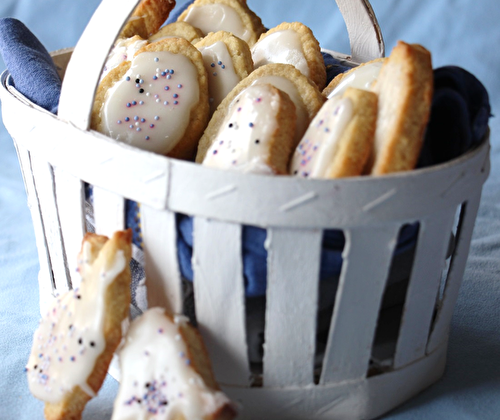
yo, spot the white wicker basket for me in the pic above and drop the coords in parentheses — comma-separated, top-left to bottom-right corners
(0, 0, 490, 419)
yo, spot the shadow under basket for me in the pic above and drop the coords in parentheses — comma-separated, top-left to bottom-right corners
(0, 0, 492, 418)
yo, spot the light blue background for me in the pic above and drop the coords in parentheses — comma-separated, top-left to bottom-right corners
(1, 1, 499, 418)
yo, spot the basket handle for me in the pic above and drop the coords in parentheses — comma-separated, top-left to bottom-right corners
(58, 0, 384, 129)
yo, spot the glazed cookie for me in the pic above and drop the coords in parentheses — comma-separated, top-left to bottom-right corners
(368, 41, 433, 175)
(92, 38, 210, 160)
(195, 31, 254, 114)
(251, 22, 327, 90)
(111, 308, 237, 420)
(322, 58, 385, 99)
(177, 0, 266, 46)
(149, 21, 204, 44)
(120, 0, 177, 39)
(290, 87, 377, 178)
(100, 35, 148, 82)
(26, 231, 132, 420)
(202, 84, 297, 174)
(196, 63, 325, 162)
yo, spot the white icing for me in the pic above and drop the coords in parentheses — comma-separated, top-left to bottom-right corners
(251, 29, 309, 77)
(101, 37, 148, 82)
(100, 51, 200, 155)
(251, 75, 307, 144)
(203, 84, 281, 174)
(26, 247, 127, 404)
(328, 60, 383, 99)
(183, 4, 251, 43)
(111, 308, 232, 420)
(290, 96, 353, 178)
(199, 41, 241, 114)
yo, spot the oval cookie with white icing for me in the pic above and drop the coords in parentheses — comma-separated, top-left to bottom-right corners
(120, 0, 177, 39)
(92, 38, 210, 160)
(196, 62, 325, 162)
(111, 308, 237, 420)
(195, 31, 254, 115)
(149, 21, 204, 44)
(322, 58, 385, 99)
(290, 87, 377, 179)
(252, 22, 327, 90)
(368, 41, 433, 175)
(177, 0, 265, 46)
(202, 84, 296, 174)
(26, 231, 132, 420)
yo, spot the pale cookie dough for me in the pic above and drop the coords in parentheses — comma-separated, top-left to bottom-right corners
(111, 308, 237, 420)
(202, 84, 297, 174)
(92, 38, 210, 160)
(196, 62, 325, 162)
(252, 22, 327, 90)
(195, 31, 254, 114)
(149, 21, 204, 44)
(26, 231, 132, 420)
(290, 87, 377, 178)
(368, 41, 433, 175)
(121, 0, 177, 39)
(177, 0, 265, 46)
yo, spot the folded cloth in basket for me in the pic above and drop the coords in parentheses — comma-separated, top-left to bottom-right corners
(0, 18, 491, 301)
(0, 18, 61, 114)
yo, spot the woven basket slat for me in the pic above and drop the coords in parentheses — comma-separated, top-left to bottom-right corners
(263, 228, 323, 387)
(192, 217, 251, 386)
(393, 206, 457, 369)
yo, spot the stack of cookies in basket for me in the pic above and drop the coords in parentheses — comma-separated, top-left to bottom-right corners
(91, 0, 435, 180)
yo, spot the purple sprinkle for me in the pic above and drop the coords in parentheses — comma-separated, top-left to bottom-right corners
(125, 117, 130, 122)
(150, 124, 155, 128)
(126, 103, 131, 108)
(70, 356, 75, 362)
(145, 136, 150, 140)
(211, 63, 215, 68)
(218, 61, 222, 65)
(249, 122, 254, 127)
(237, 107, 242, 112)
(169, 69, 174, 74)
(141, 118, 146, 123)
(173, 94, 178, 98)
(222, 65, 226, 69)
(164, 86, 170, 91)
(158, 328, 164, 334)
(153, 76, 158, 80)
(213, 150, 218, 155)
(161, 71, 167, 76)
(132, 101, 137, 105)
(134, 116, 139, 121)
(174, 101, 178, 105)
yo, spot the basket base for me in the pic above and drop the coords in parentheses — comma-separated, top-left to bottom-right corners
(222, 342, 447, 420)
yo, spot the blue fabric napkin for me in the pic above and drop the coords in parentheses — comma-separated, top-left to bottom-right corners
(0, 17, 491, 299)
(0, 18, 61, 114)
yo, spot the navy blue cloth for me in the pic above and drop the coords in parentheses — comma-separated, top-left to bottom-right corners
(0, 18, 491, 298)
(0, 18, 61, 114)
(418, 66, 491, 167)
